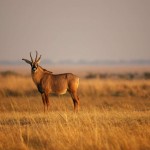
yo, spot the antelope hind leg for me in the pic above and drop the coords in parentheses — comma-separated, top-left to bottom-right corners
(69, 90, 80, 112)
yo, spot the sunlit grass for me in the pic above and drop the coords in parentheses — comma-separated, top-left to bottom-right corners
(0, 74, 150, 150)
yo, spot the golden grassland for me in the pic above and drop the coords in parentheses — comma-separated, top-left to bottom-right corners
(0, 73, 150, 150)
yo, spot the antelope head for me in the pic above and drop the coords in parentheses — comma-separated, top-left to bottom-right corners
(22, 51, 41, 73)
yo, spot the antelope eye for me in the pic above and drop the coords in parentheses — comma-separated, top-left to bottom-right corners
(32, 67, 36, 71)
(32, 66, 37, 71)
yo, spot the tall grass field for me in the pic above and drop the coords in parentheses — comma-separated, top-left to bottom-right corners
(0, 70, 150, 150)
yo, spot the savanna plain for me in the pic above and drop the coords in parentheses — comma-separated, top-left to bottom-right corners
(0, 66, 150, 150)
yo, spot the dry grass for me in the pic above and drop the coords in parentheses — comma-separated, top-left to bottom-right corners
(0, 74, 150, 150)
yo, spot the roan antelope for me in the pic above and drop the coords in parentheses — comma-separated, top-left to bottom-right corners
(22, 51, 80, 112)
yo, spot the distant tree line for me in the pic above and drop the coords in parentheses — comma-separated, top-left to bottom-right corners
(85, 72, 150, 80)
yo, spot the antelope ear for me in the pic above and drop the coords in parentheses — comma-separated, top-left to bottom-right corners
(22, 58, 32, 65)
(36, 59, 40, 64)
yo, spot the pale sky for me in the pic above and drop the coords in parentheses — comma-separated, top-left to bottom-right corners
(0, 0, 150, 62)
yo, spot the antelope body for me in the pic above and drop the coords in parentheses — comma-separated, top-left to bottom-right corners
(22, 52, 80, 112)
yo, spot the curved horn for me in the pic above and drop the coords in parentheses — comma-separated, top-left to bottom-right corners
(35, 51, 38, 61)
(36, 55, 42, 63)
(30, 52, 33, 63)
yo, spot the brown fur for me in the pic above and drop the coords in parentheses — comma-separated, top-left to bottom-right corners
(22, 52, 80, 112)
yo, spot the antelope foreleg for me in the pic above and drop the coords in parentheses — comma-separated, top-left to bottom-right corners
(45, 93, 50, 111)
(41, 93, 46, 112)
